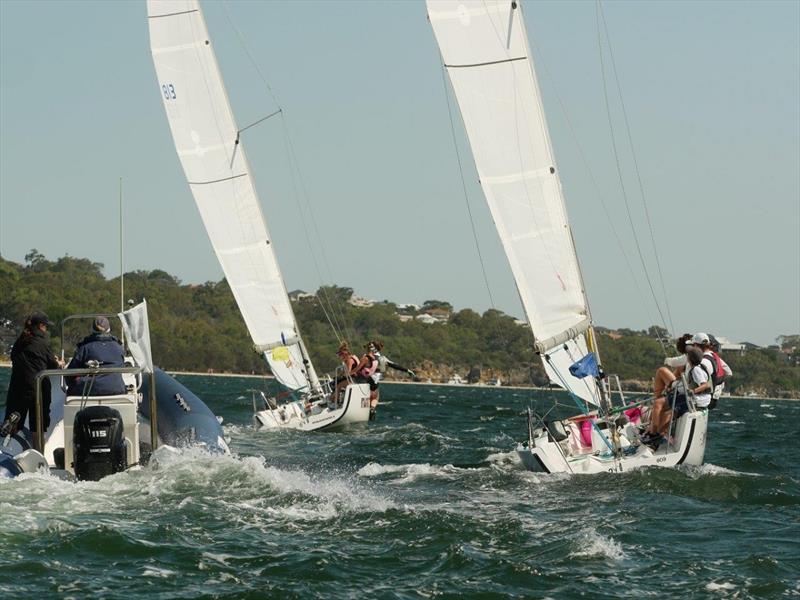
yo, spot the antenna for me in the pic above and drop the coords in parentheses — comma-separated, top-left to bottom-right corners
(119, 176, 124, 314)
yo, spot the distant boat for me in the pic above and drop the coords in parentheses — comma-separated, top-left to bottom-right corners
(147, 0, 370, 431)
(427, 0, 707, 473)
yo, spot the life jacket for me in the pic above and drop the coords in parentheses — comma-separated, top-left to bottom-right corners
(376, 353, 388, 374)
(701, 351, 727, 387)
(359, 354, 378, 378)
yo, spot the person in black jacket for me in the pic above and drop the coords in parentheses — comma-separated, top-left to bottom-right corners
(3, 312, 63, 436)
(66, 317, 126, 396)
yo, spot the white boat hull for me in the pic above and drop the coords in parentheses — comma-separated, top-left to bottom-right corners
(517, 410, 708, 474)
(253, 383, 371, 432)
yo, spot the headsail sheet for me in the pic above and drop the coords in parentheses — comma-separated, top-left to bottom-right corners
(427, 0, 598, 404)
(147, 0, 316, 391)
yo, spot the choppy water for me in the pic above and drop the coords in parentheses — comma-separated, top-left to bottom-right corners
(1, 371, 798, 599)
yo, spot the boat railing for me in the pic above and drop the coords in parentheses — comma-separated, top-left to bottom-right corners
(33, 365, 145, 454)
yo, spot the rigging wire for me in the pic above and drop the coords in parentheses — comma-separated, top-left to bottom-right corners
(439, 63, 496, 310)
(597, 2, 675, 336)
(222, 1, 355, 344)
(595, 1, 671, 353)
(526, 36, 663, 337)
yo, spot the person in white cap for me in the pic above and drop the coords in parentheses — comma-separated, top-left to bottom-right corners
(689, 332, 732, 407)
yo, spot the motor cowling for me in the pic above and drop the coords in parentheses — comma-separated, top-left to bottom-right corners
(73, 406, 127, 481)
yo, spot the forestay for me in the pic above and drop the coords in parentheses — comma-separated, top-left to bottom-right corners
(147, 0, 318, 392)
(427, 0, 598, 405)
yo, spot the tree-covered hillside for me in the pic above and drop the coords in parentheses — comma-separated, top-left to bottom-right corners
(1, 253, 797, 397)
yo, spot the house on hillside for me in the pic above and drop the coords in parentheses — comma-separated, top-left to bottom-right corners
(415, 314, 439, 325)
(396, 303, 420, 315)
(348, 295, 374, 308)
(715, 336, 747, 354)
(422, 307, 451, 322)
(288, 290, 316, 302)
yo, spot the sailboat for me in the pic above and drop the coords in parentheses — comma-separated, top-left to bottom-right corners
(146, 0, 370, 431)
(426, 0, 708, 473)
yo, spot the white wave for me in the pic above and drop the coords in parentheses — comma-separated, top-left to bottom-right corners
(717, 420, 744, 425)
(0, 445, 395, 532)
(201, 552, 234, 566)
(142, 566, 176, 578)
(357, 462, 464, 483)
(686, 463, 760, 478)
(485, 450, 520, 465)
(222, 423, 247, 436)
(764, 413, 777, 418)
(760, 404, 772, 408)
(570, 529, 626, 561)
(705, 581, 738, 592)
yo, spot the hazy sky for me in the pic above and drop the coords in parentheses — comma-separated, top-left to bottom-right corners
(1, 0, 798, 346)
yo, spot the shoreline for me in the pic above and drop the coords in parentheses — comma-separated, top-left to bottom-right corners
(1, 363, 795, 400)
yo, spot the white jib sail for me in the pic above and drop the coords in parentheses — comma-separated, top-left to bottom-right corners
(147, 0, 318, 393)
(427, 0, 598, 405)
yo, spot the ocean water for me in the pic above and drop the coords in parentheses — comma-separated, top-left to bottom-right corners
(1, 371, 798, 599)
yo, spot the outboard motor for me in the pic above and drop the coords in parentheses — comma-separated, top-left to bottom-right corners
(73, 406, 127, 481)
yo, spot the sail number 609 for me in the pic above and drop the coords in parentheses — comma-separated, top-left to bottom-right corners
(161, 83, 176, 100)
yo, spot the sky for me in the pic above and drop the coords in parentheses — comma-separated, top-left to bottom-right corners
(1, 0, 798, 347)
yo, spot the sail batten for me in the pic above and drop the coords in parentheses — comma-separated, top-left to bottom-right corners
(427, 0, 599, 404)
(147, 0, 319, 392)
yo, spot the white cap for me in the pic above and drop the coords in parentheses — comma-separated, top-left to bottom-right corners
(692, 332, 710, 345)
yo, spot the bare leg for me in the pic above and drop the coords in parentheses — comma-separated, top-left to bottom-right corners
(647, 397, 667, 434)
(653, 367, 676, 398)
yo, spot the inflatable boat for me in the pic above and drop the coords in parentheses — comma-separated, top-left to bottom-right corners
(1, 308, 228, 480)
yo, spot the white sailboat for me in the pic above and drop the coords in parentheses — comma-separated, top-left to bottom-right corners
(426, 0, 708, 473)
(146, 0, 370, 431)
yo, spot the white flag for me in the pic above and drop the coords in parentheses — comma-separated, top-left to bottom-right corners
(118, 299, 154, 374)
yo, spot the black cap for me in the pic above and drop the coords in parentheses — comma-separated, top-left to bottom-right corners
(29, 312, 54, 328)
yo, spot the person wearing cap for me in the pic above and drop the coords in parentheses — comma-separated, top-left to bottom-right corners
(690, 332, 732, 407)
(3, 312, 64, 436)
(641, 346, 712, 446)
(65, 317, 126, 396)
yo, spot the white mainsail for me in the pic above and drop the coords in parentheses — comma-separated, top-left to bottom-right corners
(427, 0, 599, 405)
(147, 0, 319, 393)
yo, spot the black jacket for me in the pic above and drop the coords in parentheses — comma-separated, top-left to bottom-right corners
(6, 330, 60, 404)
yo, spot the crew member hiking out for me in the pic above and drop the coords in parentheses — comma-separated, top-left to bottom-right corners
(370, 340, 416, 420)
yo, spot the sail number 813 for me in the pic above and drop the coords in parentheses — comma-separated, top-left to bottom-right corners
(161, 83, 176, 100)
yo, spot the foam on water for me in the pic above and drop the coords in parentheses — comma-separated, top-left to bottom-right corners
(357, 462, 465, 483)
(142, 566, 176, 578)
(705, 581, 738, 592)
(684, 463, 761, 478)
(569, 529, 626, 561)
